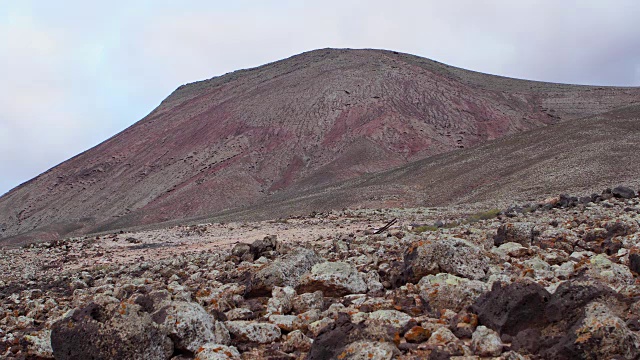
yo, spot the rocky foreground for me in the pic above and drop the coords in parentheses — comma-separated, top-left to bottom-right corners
(1, 186, 640, 359)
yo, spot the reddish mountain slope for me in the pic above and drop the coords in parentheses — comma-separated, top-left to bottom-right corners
(202, 104, 640, 225)
(2, 48, 640, 242)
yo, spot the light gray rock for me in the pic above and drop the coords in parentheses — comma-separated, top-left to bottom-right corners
(248, 247, 322, 296)
(155, 301, 230, 352)
(297, 261, 367, 296)
(266, 286, 296, 315)
(426, 327, 461, 346)
(268, 314, 306, 332)
(554, 261, 575, 279)
(224, 307, 253, 321)
(308, 317, 335, 337)
(196, 283, 245, 312)
(492, 242, 529, 258)
(366, 310, 412, 330)
(339, 340, 400, 360)
(224, 321, 281, 344)
(363, 271, 384, 294)
(194, 343, 241, 360)
(23, 329, 53, 359)
(587, 254, 634, 289)
(404, 238, 489, 282)
(471, 325, 503, 357)
(282, 330, 313, 353)
(418, 273, 488, 312)
(425, 326, 471, 356)
(292, 291, 324, 313)
(524, 257, 553, 279)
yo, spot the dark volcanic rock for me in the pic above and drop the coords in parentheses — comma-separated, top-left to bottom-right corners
(306, 313, 367, 360)
(51, 302, 172, 360)
(629, 247, 640, 274)
(612, 186, 636, 199)
(544, 281, 620, 326)
(473, 279, 635, 359)
(542, 302, 640, 360)
(306, 313, 399, 360)
(511, 328, 541, 354)
(231, 242, 253, 262)
(556, 194, 579, 208)
(250, 235, 279, 259)
(471, 280, 550, 336)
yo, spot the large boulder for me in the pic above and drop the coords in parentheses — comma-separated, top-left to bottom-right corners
(307, 313, 383, 360)
(297, 261, 367, 296)
(471, 326, 503, 357)
(494, 222, 537, 247)
(586, 254, 634, 289)
(612, 186, 636, 199)
(544, 302, 640, 359)
(543, 280, 624, 333)
(247, 247, 322, 297)
(418, 273, 488, 313)
(471, 280, 550, 336)
(473, 279, 634, 358)
(403, 238, 489, 283)
(51, 302, 172, 360)
(152, 301, 230, 352)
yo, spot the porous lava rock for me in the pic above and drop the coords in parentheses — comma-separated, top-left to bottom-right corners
(403, 237, 488, 283)
(612, 186, 636, 199)
(494, 222, 538, 247)
(296, 261, 367, 296)
(471, 280, 550, 336)
(51, 302, 172, 360)
(246, 247, 322, 297)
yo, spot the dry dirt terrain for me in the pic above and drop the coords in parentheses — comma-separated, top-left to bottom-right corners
(2, 186, 640, 359)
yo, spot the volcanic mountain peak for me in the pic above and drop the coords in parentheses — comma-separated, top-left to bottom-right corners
(2, 48, 640, 244)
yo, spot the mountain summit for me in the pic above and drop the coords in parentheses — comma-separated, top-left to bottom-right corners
(2, 48, 640, 244)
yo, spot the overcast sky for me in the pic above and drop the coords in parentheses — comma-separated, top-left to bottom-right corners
(1, 0, 640, 196)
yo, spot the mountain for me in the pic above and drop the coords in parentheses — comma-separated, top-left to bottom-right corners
(202, 104, 640, 225)
(2, 48, 640, 244)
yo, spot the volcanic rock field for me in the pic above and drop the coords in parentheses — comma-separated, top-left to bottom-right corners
(2, 186, 640, 359)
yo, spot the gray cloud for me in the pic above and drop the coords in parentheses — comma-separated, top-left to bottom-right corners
(2, 0, 640, 195)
